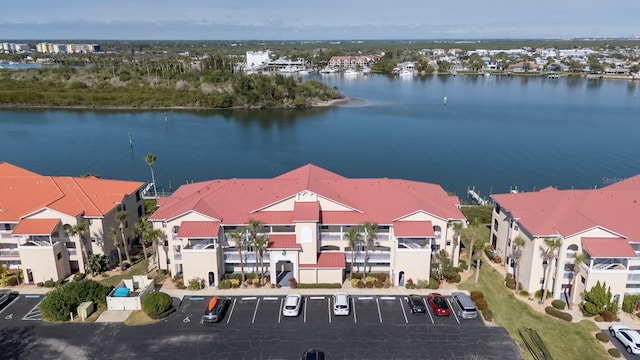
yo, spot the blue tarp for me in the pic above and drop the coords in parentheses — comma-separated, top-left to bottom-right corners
(113, 287, 130, 297)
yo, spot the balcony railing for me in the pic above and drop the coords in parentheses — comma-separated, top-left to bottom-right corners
(0, 248, 20, 257)
(628, 273, 640, 282)
(319, 232, 342, 241)
(345, 251, 390, 263)
(224, 252, 269, 264)
(174, 253, 182, 260)
(67, 249, 77, 256)
(591, 259, 627, 270)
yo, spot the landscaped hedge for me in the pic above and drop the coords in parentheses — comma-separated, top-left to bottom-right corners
(39, 279, 110, 322)
(534, 289, 552, 300)
(551, 299, 566, 310)
(608, 348, 621, 358)
(470, 291, 484, 302)
(142, 292, 174, 319)
(296, 283, 342, 289)
(519, 290, 530, 297)
(73, 273, 86, 281)
(544, 306, 572, 322)
(595, 332, 609, 342)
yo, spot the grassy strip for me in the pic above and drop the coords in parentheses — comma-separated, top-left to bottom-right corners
(459, 263, 607, 360)
(124, 310, 158, 326)
(99, 260, 148, 288)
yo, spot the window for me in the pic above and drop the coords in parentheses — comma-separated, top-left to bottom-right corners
(137, 205, 143, 217)
(56, 252, 62, 260)
(493, 219, 499, 231)
(4, 224, 10, 230)
(492, 234, 497, 246)
(135, 190, 141, 202)
(172, 226, 180, 234)
(91, 237, 97, 243)
(581, 276, 586, 284)
(495, 204, 501, 214)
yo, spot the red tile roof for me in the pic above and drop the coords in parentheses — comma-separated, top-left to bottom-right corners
(393, 221, 435, 237)
(492, 181, 640, 240)
(0, 162, 144, 222)
(267, 234, 300, 249)
(177, 221, 220, 238)
(581, 237, 637, 258)
(299, 252, 346, 268)
(293, 202, 319, 222)
(12, 218, 60, 235)
(150, 164, 464, 227)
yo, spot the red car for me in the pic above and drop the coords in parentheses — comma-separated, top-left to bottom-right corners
(427, 292, 451, 316)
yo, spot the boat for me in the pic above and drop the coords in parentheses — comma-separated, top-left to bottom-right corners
(343, 68, 360, 76)
(398, 69, 414, 77)
(319, 67, 339, 74)
(360, 67, 371, 74)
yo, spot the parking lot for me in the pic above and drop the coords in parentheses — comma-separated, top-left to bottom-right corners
(0, 293, 43, 324)
(172, 294, 484, 328)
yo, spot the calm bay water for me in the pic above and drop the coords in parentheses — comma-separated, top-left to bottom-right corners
(1, 74, 639, 201)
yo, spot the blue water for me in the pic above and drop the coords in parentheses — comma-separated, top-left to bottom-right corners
(1, 74, 639, 201)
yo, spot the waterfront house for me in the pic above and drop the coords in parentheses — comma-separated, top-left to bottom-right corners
(149, 164, 465, 288)
(490, 175, 640, 307)
(0, 162, 144, 283)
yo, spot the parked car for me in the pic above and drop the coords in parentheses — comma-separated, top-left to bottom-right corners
(332, 292, 350, 316)
(202, 296, 230, 323)
(609, 324, 640, 355)
(427, 292, 451, 316)
(301, 348, 325, 360)
(407, 294, 426, 314)
(283, 294, 303, 317)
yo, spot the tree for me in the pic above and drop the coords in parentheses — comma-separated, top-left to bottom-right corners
(133, 219, 149, 268)
(228, 229, 247, 282)
(361, 221, 378, 277)
(512, 236, 526, 294)
(143, 153, 158, 199)
(109, 226, 123, 267)
(541, 237, 562, 303)
(88, 253, 109, 274)
(451, 222, 463, 266)
(344, 227, 362, 274)
(116, 210, 131, 263)
(253, 235, 269, 285)
(68, 221, 91, 275)
(582, 281, 614, 316)
(570, 251, 587, 309)
(248, 218, 265, 282)
(133, 216, 163, 272)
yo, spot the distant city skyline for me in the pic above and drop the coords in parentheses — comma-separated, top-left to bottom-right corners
(2, 1, 640, 41)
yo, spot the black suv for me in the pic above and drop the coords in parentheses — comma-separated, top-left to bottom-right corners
(407, 294, 426, 314)
(202, 297, 230, 323)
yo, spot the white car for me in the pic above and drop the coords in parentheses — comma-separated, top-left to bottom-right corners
(609, 324, 640, 355)
(332, 292, 350, 316)
(282, 294, 302, 317)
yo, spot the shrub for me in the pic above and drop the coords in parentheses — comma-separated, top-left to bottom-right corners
(544, 306, 572, 322)
(375, 273, 387, 282)
(428, 278, 440, 289)
(73, 273, 86, 281)
(364, 276, 376, 285)
(453, 273, 461, 283)
(405, 278, 416, 289)
(608, 348, 621, 358)
(484, 247, 495, 261)
(622, 295, 640, 313)
(39, 279, 110, 322)
(458, 260, 467, 270)
(350, 273, 362, 280)
(519, 290, 529, 297)
(37, 282, 45, 287)
(44, 279, 56, 288)
(142, 292, 174, 320)
(296, 283, 342, 289)
(493, 255, 502, 264)
(0, 275, 18, 286)
(218, 279, 231, 289)
(374, 280, 383, 288)
(383, 279, 391, 288)
(246, 273, 258, 280)
(187, 277, 204, 290)
(470, 291, 484, 302)
(289, 277, 298, 288)
(357, 280, 365, 288)
(366, 281, 374, 288)
(482, 308, 493, 321)
(534, 289, 552, 300)
(551, 299, 566, 310)
(120, 261, 130, 271)
(251, 278, 260, 286)
(416, 279, 429, 289)
(475, 299, 488, 311)
(594, 315, 604, 322)
(505, 276, 516, 290)
(595, 332, 609, 342)
(230, 279, 240, 288)
(350, 279, 360, 288)
(601, 309, 617, 322)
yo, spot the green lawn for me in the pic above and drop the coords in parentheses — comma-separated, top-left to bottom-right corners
(99, 260, 148, 288)
(459, 264, 608, 360)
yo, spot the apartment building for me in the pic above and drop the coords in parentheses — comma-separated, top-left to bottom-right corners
(149, 164, 465, 288)
(0, 162, 144, 283)
(490, 175, 640, 307)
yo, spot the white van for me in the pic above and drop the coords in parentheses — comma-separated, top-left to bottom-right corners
(451, 292, 477, 319)
(332, 292, 350, 316)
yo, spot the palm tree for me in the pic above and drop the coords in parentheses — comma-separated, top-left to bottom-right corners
(248, 218, 264, 280)
(451, 222, 463, 265)
(228, 229, 247, 282)
(344, 227, 362, 275)
(253, 235, 269, 285)
(512, 236, 526, 294)
(361, 221, 378, 277)
(541, 237, 563, 303)
(133, 219, 150, 269)
(68, 221, 91, 275)
(570, 251, 587, 309)
(109, 226, 123, 267)
(116, 210, 131, 263)
(143, 152, 158, 199)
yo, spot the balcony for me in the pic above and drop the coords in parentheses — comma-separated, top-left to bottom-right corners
(628, 273, 640, 282)
(589, 258, 627, 271)
(0, 248, 20, 258)
(319, 232, 342, 241)
(224, 252, 270, 264)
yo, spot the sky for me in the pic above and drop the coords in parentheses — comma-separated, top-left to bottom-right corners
(2, 0, 640, 40)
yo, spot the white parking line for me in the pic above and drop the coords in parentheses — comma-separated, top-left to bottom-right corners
(358, 296, 374, 300)
(303, 298, 307, 323)
(226, 298, 237, 324)
(309, 296, 325, 300)
(22, 300, 43, 321)
(423, 298, 434, 324)
(352, 297, 357, 323)
(376, 298, 382, 323)
(278, 298, 283, 324)
(448, 298, 460, 324)
(242, 297, 257, 301)
(251, 298, 260, 323)
(0, 296, 20, 316)
(399, 298, 408, 323)
(380, 296, 396, 300)
(263, 297, 278, 301)
(327, 298, 331, 323)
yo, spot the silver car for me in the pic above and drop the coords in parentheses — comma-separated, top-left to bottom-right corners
(283, 294, 302, 317)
